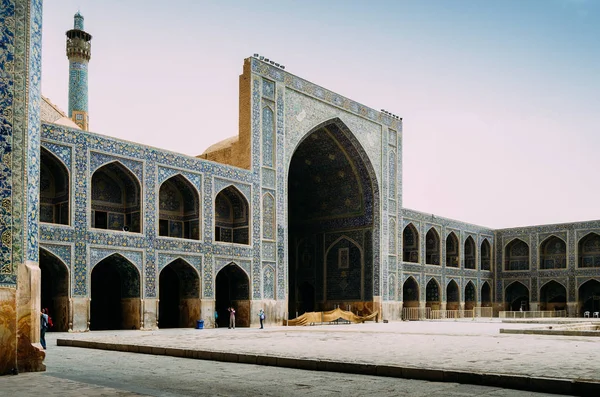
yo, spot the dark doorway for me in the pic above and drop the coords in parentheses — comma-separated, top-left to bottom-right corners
(540, 281, 566, 312)
(579, 279, 600, 316)
(298, 282, 315, 315)
(465, 281, 476, 310)
(159, 259, 200, 328)
(402, 277, 419, 307)
(215, 263, 250, 327)
(426, 279, 440, 309)
(505, 281, 529, 311)
(481, 282, 492, 306)
(40, 248, 69, 331)
(446, 280, 460, 310)
(90, 254, 140, 330)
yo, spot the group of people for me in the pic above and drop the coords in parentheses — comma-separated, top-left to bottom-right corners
(215, 307, 266, 329)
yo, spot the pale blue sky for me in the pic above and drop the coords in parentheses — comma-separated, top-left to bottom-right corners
(40, 0, 600, 228)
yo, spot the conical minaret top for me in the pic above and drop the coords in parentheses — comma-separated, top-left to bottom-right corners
(66, 11, 92, 130)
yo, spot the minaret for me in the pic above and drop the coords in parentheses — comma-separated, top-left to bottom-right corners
(66, 11, 92, 130)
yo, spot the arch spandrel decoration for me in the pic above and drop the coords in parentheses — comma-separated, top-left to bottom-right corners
(214, 179, 251, 203)
(157, 167, 202, 194)
(157, 253, 202, 274)
(215, 257, 251, 278)
(89, 248, 143, 272)
(40, 243, 72, 270)
(90, 152, 143, 183)
(41, 141, 72, 169)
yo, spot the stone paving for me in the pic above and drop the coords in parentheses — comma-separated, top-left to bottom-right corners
(0, 339, 562, 396)
(48, 319, 600, 394)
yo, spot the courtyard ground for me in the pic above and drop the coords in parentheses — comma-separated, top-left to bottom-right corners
(2, 319, 599, 395)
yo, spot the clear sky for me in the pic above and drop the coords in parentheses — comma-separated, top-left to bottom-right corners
(40, 0, 600, 229)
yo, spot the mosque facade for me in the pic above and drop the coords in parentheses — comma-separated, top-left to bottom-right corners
(2, 1, 600, 374)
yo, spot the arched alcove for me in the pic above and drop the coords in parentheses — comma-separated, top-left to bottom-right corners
(425, 228, 440, 265)
(40, 147, 69, 225)
(578, 233, 600, 268)
(504, 239, 529, 271)
(446, 232, 459, 268)
(464, 236, 475, 269)
(215, 263, 250, 327)
(158, 175, 200, 240)
(465, 281, 476, 310)
(158, 259, 200, 328)
(540, 281, 566, 312)
(539, 236, 566, 269)
(91, 162, 141, 232)
(446, 280, 460, 310)
(215, 186, 250, 245)
(426, 279, 440, 310)
(90, 254, 141, 330)
(578, 279, 600, 316)
(402, 277, 420, 307)
(481, 282, 492, 307)
(40, 248, 69, 331)
(480, 239, 491, 271)
(505, 281, 529, 311)
(288, 119, 378, 315)
(402, 223, 419, 263)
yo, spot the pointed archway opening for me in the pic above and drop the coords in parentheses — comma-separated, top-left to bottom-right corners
(214, 186, 249, 244)
(426, 279, 440, 310)
(505, 281, 529, 311)
(505, 239, 529, 271)
(578, 279, 600, 316)
(464, 236, 475, 269)
(40, 248, 69, 331)
(288, 120, 378, 317)
(446, 280, 460, 310)
(446, 232, 459, 268)
(465, 281, 476, 310)
(481, 282, 492, 307)
(402, 223, 419, 263)
(40, 147, 70, 225)
(540, 281, 566, 312)
(481, 239, 491, 271)
(90, 254, 141, 330)
(425, 228, 440, 265)
(158, 175, 200, 240)
(91, 162, 141, 232)
(578, 233, 600, 268)
(215, 263, 250, 327)
(159, 259, 200, 328)
(540, 236, 566, 269)
(402, 277, 419, 308)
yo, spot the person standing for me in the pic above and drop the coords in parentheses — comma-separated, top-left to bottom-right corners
(214, 310, 219, 328)
(258, 309, 265, 329)
(228, 306, 236, 329)
(40, 310, 48, 350)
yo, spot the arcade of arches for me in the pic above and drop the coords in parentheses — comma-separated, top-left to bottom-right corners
(288, 121, 377, 317)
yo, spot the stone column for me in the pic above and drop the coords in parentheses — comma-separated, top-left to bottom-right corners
(440, 302, 447, 318)
(71, 297, 90, 331)
(143, 298, 159, 330)
(0, 0, 44, 374)
(418, 301, 426, 320)
(200, 299, 216, 328)
(529, 302, 540, 312)
(567, 302, 578, 318)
